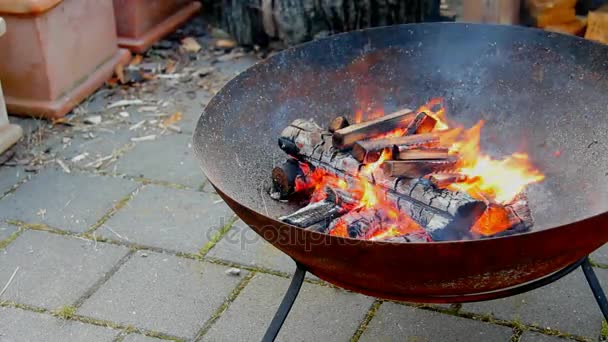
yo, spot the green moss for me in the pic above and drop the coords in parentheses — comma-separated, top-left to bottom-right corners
(601, 320, 608, 340)
(198, 215, 238, 256)
(0, 229, 22, 249)
(351, 300, 383, 342)
(193, 272, 256, 340)
(53, 306, 77, 320)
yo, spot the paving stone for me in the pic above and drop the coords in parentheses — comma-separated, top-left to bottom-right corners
(173, 90, 213, 133)
(520, 332, 570, 342)
(360, 302, 513, 342)
(204, 273, 374, 341)
(0, 168, 138, 232)
(0, 224, 17, 241)
(78, 251, 246, 339)
(123, 334, 165, 342)
(0, 230, 129, 309)
(114, 134, 205, 188)
(49, 129, 134, 167)
(207, 220, 296, 273)
(461, 269, 606, 339)
(0, 166, 26, 195)
(591, 243, 608, 265)
(99, 184, 234, 253)
(0, 306, 119, 342)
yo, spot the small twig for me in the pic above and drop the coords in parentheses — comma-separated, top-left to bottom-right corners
(131, 135, 156, 142)
(56, 159, 71, 173)
(0, 267, 19, 299)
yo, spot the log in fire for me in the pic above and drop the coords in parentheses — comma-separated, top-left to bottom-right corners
(270, 99, 545, 242)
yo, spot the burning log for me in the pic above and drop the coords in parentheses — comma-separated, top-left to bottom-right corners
(279, 119, 487, 239)
(394, 148, 451, 161)
(405, 112, 437, 135)
(351, 132, 443, 163)
(328, 209, 387, 239)
(271, 159, 306, 199)
(381, 159, 458, 177)
(473, 193, 533, 238)
(375, 231, 432, 243)
(332, 108, 415, 149)
(428, 173, 470, 188)
(328, 116, 350, 133)
(279, 187, 358, 230)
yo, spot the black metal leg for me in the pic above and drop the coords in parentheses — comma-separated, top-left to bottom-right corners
(262, 263, 307, 342)
(582, 257, 608, 321)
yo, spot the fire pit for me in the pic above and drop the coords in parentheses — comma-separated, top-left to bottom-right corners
(193, 23, 608, 340)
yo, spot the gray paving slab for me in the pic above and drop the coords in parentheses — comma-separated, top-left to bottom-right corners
(78, 251, 246, 339)
(174, 91, 213, 133)
(520, 332, 570, 341)
(122, 334, 165, 342)
(461, 269, 606, 339)
(99, 184, 234, 253)
(0, 306, 119, 342)
(0, 168, 138, 232)
(49, 129, 134, 168)
(114, 134, 205, 188)
(204, 273, 374, 342)
(207, 220, 296, 273)
(0, 166, 26, 195)
(0, 224, 17, 241)
(360, 302, 513, 342)
(591, 243, 608, 265)
(0, 230, 129, 309)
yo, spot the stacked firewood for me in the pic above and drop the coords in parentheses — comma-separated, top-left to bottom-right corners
(270, 108, 533, 242)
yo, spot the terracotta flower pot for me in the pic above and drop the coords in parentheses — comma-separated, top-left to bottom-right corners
(0, 0, 130, 119)
(113, 0, 202, 53)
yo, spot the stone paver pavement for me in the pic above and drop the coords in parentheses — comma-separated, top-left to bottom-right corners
(462, 269, 606, 340)
(114, 134, 205, 189)
(78, 251, 246, 339)
(0, 18, 607, 342)
(0, 230, 130, 309)
(0, 168, 138, 232)
(360, 302, 513, 342)
(0, 306, 119, 342)
(99, 184, 234, 253)
(204, 273, 374, 341)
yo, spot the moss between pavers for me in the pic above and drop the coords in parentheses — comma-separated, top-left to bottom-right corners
(193, 272, 256, 341)
(53, 305, 77, 320)
(0, 229, 22, 249)
(84, 185, 143, 234)
(601, 320, 608, 341)
(395, 302, 590, 342)
(198, 215, 238, 256)
(350, 300, 383, 342)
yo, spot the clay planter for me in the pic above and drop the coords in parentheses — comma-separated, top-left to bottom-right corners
(0, 0, 130, 119)
(114, 0, 202, 53)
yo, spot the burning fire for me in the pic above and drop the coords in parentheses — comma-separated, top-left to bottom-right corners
(291, 98, 544, 239)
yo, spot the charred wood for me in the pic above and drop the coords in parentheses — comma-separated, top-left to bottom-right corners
(381, 159, 458, 177)
(394, 148, 451, 161)
(376, 231, 432, 243)
(279, 120, 487, 239)
(351, 132, 443, 163)
(332, 108, 415, 149)
(405, 112, 437, 135)
(328, 116, 350, 133)
(271, 159, 305, 199)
